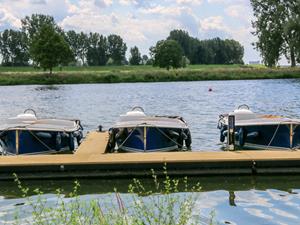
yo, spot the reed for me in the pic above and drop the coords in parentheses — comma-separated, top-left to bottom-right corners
(11, 166, 215, 225)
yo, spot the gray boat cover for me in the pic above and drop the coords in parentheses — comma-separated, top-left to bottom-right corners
(0, 113, 80, 132)
(113, 111, 188, 129)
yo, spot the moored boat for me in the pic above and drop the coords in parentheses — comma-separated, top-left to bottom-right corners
(0, 109, 83, 155)
(218, 105, 300, 150)
(107, 107, 192, 152)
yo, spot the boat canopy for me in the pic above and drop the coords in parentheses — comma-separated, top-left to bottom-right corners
(223, 105, 300, 126)
(114, 107, 188, 129)
(0, 113, 80, 132)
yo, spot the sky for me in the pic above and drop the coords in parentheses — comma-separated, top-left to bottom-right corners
(0, 0, 261, 63)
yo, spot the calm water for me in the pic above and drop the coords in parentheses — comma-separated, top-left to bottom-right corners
(1, 79, 300, 224)
(0, 79, 300, 150)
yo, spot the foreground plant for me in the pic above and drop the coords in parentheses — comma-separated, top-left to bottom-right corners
(11, 166, 214, 225)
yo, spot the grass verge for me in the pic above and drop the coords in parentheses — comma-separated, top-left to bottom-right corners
(0, 65, 299, 85)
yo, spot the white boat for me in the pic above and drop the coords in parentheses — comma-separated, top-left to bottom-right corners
(218, 105, 300, 150)
(0, 109, 83, 155)
(107, 107, 192, 152)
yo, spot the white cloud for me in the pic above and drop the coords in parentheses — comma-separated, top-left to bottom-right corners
(200, 16, 227, 31)
(176, 0, 203, 5)
(94, 0, 113, 8)
(60, 11, 180, 54)
(0, 8, 21, 28)
(139, 5, 186, 16)
(207, 0, 248, 4)
(118, 0, 137, 5)
(225, 4, 252, 21)
(29, 0, 47, 4)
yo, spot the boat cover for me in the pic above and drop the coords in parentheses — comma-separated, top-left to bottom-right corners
(113, 116, 188, 129)
(0, 117, 80, 132)
(223, 115, 300, 126)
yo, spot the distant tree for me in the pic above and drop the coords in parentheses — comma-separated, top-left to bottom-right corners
(151, 40, 183, 70)
(167, 29, 192, 61)
(129, 46, 142, 65)
(86, 32, 108, 66)
(224, 39, 244, 64)
(107, 34, 127, 65)
(251, 0, 300, 67)
(0, 29, 29, 66)
(29, 24, 73, 75)
(21, 14, 62, 40)
(142, 54, 149, 65)
(65, 30, 89, 65)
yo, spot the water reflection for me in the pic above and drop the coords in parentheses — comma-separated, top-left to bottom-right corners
(34, 85, 61, 91)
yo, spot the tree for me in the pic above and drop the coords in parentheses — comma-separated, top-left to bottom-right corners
(142, 54, 149, 65)
(151, 40, 183, 70)
(107, 34, 127, 65)
(86, 32, 108, 66)
(224, 39, 244, 64)
(0, 29, 29, 66)
(251, 0, 300, 67)
(129, 46, 142, 65)
(65, 30, 89, 65)
(167, 29, 192, 61)
(21, 14, 62, 40)
(29, 24, 73, 75)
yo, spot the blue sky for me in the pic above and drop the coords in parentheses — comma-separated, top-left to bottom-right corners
(0, 0, 261, 63)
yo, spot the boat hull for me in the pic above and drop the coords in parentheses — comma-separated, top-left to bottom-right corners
(0, 129, 82, 155)
(219, 123, 300, 150)
(109, 126, 191, 153)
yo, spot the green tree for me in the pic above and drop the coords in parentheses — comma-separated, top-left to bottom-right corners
(142, 54, 149, 65)
(0, 29, 29, 66)
(29, 24, 73, 75)
(167, 29, 192, 61)
(224, 39, 244, 64)
(151, 40, 183, 70)
(107, 34, 127, 65)
(21, 14, 62, 40)
(86, 32, 108, 66)
(251, 0, 300, 67)
(129, 46, 142, 65)
(65, 30, 89, 65)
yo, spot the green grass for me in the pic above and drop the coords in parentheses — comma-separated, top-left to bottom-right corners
(0, 64, 299, 85)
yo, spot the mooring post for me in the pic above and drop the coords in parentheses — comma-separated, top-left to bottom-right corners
(228, 115, 235, 151)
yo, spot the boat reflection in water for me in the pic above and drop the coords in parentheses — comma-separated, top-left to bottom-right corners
(107, 107, 192, 153)
(218, 105, 300, 150)
(0, 109, 83, 155)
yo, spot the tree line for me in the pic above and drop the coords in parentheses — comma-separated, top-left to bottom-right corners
(0, 14, 245, 73)
(251, 0, 300, 67)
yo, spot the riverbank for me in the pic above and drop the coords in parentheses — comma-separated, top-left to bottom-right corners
(0, 65, 299, 85)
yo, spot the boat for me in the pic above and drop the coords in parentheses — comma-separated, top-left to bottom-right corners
(218, 105, 300, 150)
(107, 107, 192, 153)
(0, 109, 83, 155)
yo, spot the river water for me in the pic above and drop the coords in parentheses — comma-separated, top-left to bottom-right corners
(0, 79, 300, 224)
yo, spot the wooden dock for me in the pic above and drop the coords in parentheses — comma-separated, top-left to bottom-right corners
(1, 131, 300, 179)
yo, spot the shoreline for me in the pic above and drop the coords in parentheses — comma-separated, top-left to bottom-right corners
(0, 66, 299, 85)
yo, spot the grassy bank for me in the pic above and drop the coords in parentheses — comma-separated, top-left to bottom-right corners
(0, 64, 299, 85)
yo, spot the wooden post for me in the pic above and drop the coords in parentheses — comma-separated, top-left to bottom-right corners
(228, 115, 235, 151)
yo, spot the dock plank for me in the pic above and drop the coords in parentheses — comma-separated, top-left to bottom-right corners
(75, 131, 108, 155)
